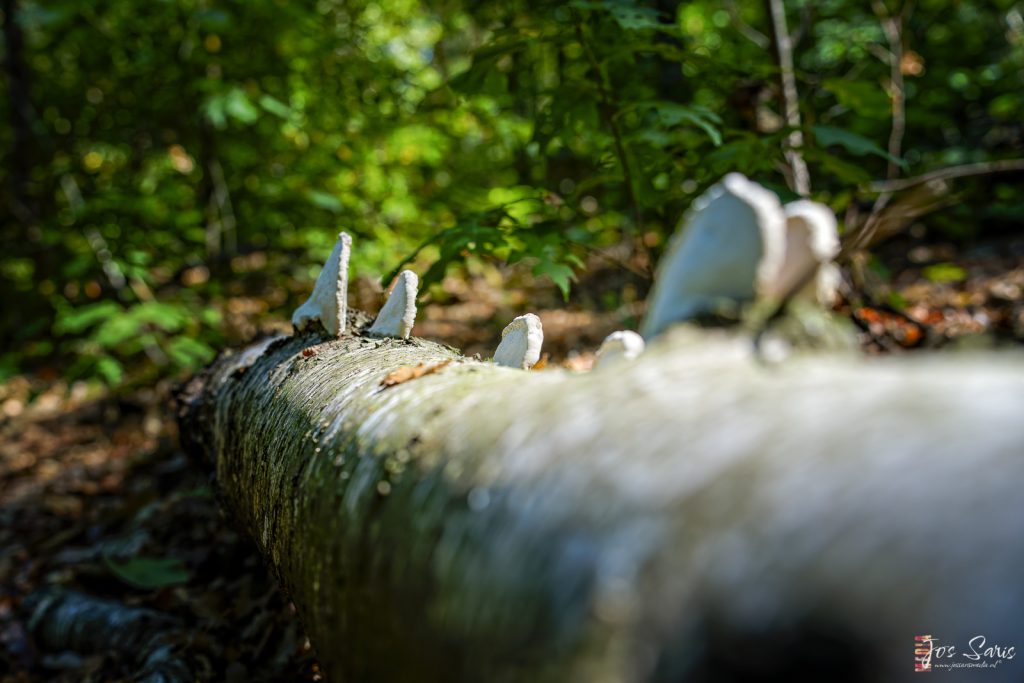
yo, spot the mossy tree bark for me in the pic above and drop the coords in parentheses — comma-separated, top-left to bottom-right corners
(178, 319, 1024, 682)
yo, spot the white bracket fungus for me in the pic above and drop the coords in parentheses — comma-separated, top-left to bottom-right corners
(758, 200, 840, 306)
(813, 262, 842, 308)
(593, 330, 645, 369)
(492, 313, 544, 369)
(368, 270, 418, 339)
(641, 173, 786, 340)
(292, 232, 352, 336)
(641, 174, 843, 340)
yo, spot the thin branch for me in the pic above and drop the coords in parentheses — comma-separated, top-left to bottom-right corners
(725, 0, 770, 48)
(764, 0, 811, 196)
(208, 158, 238, 257)
(842, 178, 957, 256)
(867, 158, 1024, 192)
(865, 42, 892, 63)
(855, 1, 914, 253)
(61, 175, 165, 364)
(871, 0, 910, 180)
(82, 222, 159, 306)
(581, 243, 652, 281)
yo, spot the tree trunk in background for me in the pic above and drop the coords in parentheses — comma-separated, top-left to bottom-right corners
(179, 319, 1024, 682)
(764, 0, 811, 196)
(3, 0, 37, 226)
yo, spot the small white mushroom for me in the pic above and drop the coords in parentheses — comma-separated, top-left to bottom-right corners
(292, 232, 352, 336)
(492, 313, 543, 369)
(368, 270, 418, 339)
(761, 200, 841, 305)
(814, 262, 842, 308)
(593, 330, 645, 369)
(641, 173, 786, 340)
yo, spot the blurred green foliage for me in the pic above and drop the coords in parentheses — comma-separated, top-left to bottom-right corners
(1, 0, 1022, 385)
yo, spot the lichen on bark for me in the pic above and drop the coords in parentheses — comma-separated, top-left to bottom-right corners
(180, 318, 1024, 682)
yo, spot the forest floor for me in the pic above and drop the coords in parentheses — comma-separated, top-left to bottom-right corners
(2, 234, 1023, 682)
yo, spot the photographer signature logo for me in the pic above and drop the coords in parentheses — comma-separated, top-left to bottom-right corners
(915, 634, 1016, 672)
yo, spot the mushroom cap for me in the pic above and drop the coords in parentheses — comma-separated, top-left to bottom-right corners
(761, 200, 840, 302)
(641, 174, 786, 340)
(493, 313, 544, 369)
(368, 270, 419, 339)
(594, 330, 646, 369)
(292, 232, 352, 336)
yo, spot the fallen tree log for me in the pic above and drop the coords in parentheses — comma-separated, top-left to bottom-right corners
(179, 318, 1024, 682)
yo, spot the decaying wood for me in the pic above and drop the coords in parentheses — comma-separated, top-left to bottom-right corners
(178, 317, 1024, 682)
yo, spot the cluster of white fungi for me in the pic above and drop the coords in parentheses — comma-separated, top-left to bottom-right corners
(292, 173, 840, 371)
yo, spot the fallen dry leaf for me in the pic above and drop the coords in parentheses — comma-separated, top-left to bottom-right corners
(562, 352, 596, 372)
(853, 306, 925, 348)
(379, 360, 452, 388)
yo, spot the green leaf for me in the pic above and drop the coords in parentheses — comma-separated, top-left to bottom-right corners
(0, 354, 19, 383)
(195, 9, 230, 30)
(631, 101, 722, 146)
(225, 88, 259, 124)
(200, 307, 222, 326)
(532, 260, 576, 300)
(95, 356, 124, 385)
(808, 149, 874, 185)
(888, 292, 908, 311)
(166, 336, 215, 368)
(54, 301, 122, 334)
(923, 262, 967, 284)
(705, 136, 776, 175)
(307, 190, 343, 213)
(822, 79, 891, 119)
(389, 209, 513, 293)
(867, 256, 892, 279)
(0, 257, 34, 286)
(91, 315, 142, 348)
(131, 302, 188, 332)
(813, 126, 906, 168)
(258, 94, 292, 119)
(610, 7, 665, 30)
(571, 0, 673, 31)
(104, 555, 190, 590)
(203, 96, 227, 130)
(631, 128, 673, 147)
